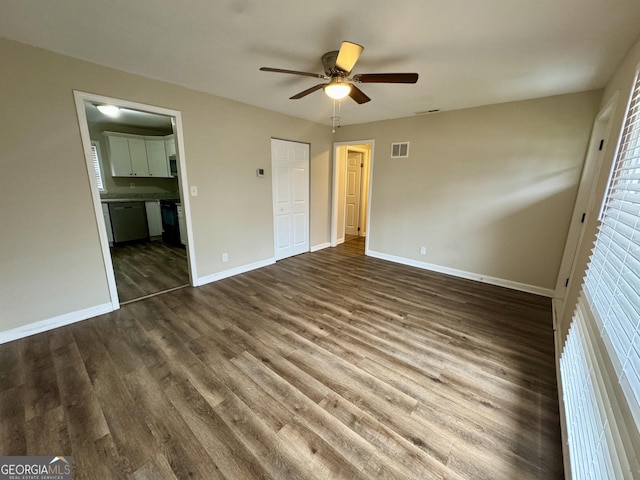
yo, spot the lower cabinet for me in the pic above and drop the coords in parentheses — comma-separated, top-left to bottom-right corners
(145, 201, 163, 238)
(177, 204, 187, 246)
(101, 203, 114, 245)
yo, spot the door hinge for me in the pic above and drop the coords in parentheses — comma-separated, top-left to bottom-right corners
(361, 163, 364, 168)
(599, 139, 604, 151)
(565, 278, 569, 287)
(357, 227, 361, 231)
(581, 212, 586, 223)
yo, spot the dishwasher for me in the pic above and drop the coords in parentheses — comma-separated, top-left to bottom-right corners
(108, 202, 149, 243)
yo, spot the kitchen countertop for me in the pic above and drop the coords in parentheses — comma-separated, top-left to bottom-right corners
(100, 195, 180, 203)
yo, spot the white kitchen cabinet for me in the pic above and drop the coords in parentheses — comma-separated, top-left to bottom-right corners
(107, 135, 133, 176)
(104, 132, 174, 178)
(145, 139, 168, 177)
(145, 201, 163, 238)
(101, 203, 114, 245)
(129, 137, 149, 176)
(164, 135, 176, 157)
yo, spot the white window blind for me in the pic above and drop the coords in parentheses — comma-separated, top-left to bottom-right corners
(560, 70, 640, 479)
(585, 71, 640, 423)
(91, 140, 105, 192)
(561, 296, 631, 479)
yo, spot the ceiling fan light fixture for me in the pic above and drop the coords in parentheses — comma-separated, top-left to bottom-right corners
(324, 80, 351, 100)
(96, 104, 120, 117)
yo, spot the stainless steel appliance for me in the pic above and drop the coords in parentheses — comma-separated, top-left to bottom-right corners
(108, 201, 149, 243)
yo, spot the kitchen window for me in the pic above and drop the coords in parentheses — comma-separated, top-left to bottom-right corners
(91, 140, 105, 192)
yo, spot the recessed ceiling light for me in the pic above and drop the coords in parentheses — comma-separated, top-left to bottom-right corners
(96, 105, 120, 117)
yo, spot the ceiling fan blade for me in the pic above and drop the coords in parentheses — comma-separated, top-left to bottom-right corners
(290, 83, 326, 99)
(335, 41, 364, 73)
(260, 67, 326, 79)
(349, 84, 371, 104)
(353, 73, 419, 83)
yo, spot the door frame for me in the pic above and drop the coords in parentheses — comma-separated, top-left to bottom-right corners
(553, 92, 619, 318)
(331, 139, 375, 252)
(73, 91, 198, 310)
(344, 149, 364, 237)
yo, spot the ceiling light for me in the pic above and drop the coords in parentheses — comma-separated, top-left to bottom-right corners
(324, 80, 351, 100)
(96, 105, 121, 117)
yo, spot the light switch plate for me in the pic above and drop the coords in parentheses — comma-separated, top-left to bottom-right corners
(190, 186, 198, 196)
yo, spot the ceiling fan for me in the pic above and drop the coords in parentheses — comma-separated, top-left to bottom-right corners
(260, 41, 419, 104)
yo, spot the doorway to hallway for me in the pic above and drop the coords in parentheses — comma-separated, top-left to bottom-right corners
(331, 141, 373, 252)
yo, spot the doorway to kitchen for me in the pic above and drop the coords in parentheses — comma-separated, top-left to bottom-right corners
(74, 91, 196, 308)
(331, 140, 373, 254)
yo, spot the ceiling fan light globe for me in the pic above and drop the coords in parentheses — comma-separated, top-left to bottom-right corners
(324, 83, 351, 100)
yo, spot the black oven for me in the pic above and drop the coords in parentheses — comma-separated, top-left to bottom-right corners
(160, 200, 181, 246)
(168, 155, 178, 177)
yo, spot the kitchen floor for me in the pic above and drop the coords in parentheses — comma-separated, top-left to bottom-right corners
(110, 240, 189, 303)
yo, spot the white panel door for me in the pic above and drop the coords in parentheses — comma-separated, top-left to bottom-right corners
(345, 151, 362, 236)
(272, 139, 309, 260)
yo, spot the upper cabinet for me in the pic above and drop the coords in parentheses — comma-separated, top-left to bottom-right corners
(104, 132, 175, 178)
(145, 138, 169, 177)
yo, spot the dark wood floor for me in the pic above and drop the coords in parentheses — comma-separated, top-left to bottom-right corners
(110, 240, 190, 303)
(0, 237, 563, 479)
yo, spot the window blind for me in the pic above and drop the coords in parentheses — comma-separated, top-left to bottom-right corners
(560, 296, 629, 479)
(585, 71, 640, 424)
(560, 70, 640, 479)
(91, 141, 105, 192)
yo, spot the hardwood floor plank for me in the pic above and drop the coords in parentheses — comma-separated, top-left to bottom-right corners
(164, 378, 274, 480)
(133, 453, 179, 480)
(25, 405, 71, 456)
(21, 334, 61, 421)
(318, 392, 450, 480)
(0, 340, 23, 392)
(71, 322, 156, 474)
(0, 387, 26, 455)
(214, 392, 320, 480)
(122, 365, 225, 480)
(230, 351, 376, 471)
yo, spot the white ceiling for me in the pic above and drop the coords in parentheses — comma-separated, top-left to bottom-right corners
(1, 0, 639, 126)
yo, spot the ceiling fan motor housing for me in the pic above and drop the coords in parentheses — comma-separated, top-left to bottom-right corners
(322, 51, 344, 76)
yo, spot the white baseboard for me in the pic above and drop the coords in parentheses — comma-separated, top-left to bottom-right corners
(366, 250, 555, 297)
(0, 302, 114, 345)
(311, 242, 331, 252)
(195, 257, 276, 287)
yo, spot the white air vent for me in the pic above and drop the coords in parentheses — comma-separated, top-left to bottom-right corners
(391, 142, 409, 158)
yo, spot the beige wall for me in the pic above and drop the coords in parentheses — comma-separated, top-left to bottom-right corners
(558, 34, 640, 344)
(0, 37, 333, 332)
(335, 91, 602, 291)
(0, 35, 609, 339)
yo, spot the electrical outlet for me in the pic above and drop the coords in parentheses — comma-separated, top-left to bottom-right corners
(222, 252, 228, 262)
(420, 246, 427, 255)
(130, 183, 135, 189)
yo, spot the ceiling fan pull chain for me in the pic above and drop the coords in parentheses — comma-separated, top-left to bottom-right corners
(332, 100, 337, 133)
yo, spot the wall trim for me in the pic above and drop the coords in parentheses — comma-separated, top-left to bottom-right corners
(311, 242, 331, 252)
(0, 303, 114, 345)
(366, 250, 555, 297)
(194, 257, 276, 287)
